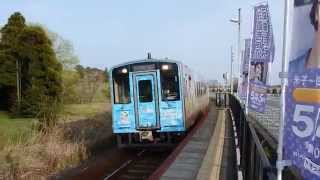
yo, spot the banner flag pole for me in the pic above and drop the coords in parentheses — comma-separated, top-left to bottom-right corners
(277, 0, 291, 179)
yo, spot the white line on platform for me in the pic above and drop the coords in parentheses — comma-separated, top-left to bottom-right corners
(228, 109, 244, 180)
(236, 148, 241, 166)
(238, 171, 243, 180)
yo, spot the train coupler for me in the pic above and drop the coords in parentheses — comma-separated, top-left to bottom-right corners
(139, 131, 154, 142)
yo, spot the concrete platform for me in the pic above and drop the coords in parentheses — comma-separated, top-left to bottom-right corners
(160, 105, 218, 180)
(196, 109, 226, 180)
(160, 105, 237, 180)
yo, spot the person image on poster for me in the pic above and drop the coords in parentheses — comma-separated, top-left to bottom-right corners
(250, 62, 265, 83)
(290, 0, 320, 72)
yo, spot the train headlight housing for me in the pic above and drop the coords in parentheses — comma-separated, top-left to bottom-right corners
(121, 68, 128, 74)
(162, 64, 169, 70)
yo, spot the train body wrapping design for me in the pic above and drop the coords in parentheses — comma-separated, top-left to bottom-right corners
(110, 58, 209, 147)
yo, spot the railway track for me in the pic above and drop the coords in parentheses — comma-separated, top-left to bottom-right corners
(103, 148, 172, 180)
(54, 109, 209, 180)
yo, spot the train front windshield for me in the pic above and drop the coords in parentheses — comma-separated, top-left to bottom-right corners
(112, 62, 180, 104)
(160, 63, 180, 101)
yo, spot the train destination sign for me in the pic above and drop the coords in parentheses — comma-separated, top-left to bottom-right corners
(132, 64, 156, 72)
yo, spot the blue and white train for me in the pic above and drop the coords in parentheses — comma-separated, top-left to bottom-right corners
(110, 54, 209, 147)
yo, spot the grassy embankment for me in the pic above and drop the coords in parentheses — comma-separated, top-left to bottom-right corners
(0, 112, 35, 150)
(0, 102, 112, 179)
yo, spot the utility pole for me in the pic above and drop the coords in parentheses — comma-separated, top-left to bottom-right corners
(230, 46, 234, 93)
(237, 8, 241, 95)
(230, 8, 241, 94)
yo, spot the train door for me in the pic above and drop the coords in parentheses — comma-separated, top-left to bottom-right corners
(133, 72, 159, 130)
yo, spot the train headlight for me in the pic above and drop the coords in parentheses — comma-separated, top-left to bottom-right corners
(121, 68, 128, 74)
(162, 64, 169, 70)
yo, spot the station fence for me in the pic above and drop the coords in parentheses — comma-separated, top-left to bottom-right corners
(215, 92, 300, 180)
(228, 94, 277, 180)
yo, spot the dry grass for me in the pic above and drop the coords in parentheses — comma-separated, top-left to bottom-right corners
(61, 102, 110, 122)
(0, 108, 112, 180)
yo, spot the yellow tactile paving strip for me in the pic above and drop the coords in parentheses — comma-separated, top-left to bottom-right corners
(196, 109, 226, 180)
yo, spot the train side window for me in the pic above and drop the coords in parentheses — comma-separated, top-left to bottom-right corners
(113, 67, 130, 104)
(138, 80, 153, 102)
(160, 63, 180, 101)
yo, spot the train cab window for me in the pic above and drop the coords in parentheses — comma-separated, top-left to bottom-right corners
(112, 67, 130, 104)
(160, 63, 180, 101)
(138, 80, 153, 102)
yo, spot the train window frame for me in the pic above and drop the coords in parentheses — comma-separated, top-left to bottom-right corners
(112, 66, 131, 104)
(160, 63, 181, 101)
(138, 80, 153, 103)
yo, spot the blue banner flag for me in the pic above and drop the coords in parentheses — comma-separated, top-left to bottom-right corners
(248, 3, 274, 113)
(251, 4, 274, 63)
(283, 0, 320, 179)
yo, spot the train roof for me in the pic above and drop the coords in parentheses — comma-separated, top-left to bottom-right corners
(109, 57, 207, 83)
(110, 58, 183, 71)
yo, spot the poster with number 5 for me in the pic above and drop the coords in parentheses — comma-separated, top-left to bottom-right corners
(249, 80, 268, 113)
(284, 0, 320, 179)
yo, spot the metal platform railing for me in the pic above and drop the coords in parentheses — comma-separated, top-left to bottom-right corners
(214, 92, 276, 180)
(222, 93, 302, 180)
(228, 94, 277, 180)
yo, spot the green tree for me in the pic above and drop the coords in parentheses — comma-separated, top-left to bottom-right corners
(30, 24, 80, 70)
(18, 25, 63, 116)
(48, 30, 79, 70)
(0, 53, 16, 110)
(0, 12, 63, 121)
(75, 65, 85, 78)
(41, 28, 82, 104)
(0, 12, 26, 112)
(74, 67, 107, 103)
(61, 70, 80, 103)
(1, 12, 26, 45)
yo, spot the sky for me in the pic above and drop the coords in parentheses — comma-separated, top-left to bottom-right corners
(0, 0, 284, 85)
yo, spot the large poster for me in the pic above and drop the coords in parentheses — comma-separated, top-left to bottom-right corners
(248, 3, 273, 113)
(284, 0, 320, 179)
